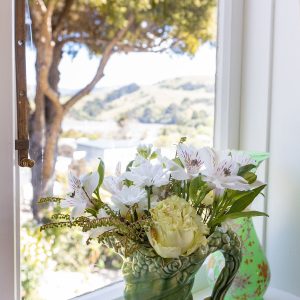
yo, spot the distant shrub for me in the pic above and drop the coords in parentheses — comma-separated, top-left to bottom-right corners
(106, 83, 140, 102)
(61, 130, 101, 140)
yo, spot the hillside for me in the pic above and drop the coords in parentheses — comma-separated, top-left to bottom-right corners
(69, 76, 214, 124)
(62, 76, 215, 147)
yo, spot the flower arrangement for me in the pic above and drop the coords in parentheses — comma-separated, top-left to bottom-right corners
(40, 138, 268, 260)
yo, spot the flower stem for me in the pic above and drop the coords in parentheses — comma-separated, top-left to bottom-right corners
(186, 181, 190, 201)
(146, 186, 151, 210)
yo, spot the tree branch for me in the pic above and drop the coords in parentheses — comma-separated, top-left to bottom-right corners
(63, 15, 135, 112)
(34, 0, 47, 13)
(46, 0, 58, 16)
(57, 36, 109, 46)
(53, 0, 75, 37)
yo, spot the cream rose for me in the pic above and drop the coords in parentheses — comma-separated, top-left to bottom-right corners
(147, 196, 209, 258)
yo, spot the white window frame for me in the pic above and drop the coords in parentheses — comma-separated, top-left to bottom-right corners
(0, 1, 20, 300)
(0, 0, 262, 299)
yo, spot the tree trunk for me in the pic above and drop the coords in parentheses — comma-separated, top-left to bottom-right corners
(44, 45, 63, 194)
(29, 44, 63, 222)
(29, 85, 45, 222)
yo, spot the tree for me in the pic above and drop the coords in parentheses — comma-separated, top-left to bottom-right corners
(28, 0, 216, 221)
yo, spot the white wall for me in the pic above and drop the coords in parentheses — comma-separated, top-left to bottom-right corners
(240, 0, 300, 296)
(266, 0, 300, 296)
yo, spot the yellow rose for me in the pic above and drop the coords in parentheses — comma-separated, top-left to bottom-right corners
(147, 196, 209, 258)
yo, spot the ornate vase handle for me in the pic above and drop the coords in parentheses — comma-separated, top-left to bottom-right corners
(205, 228, 242, 300)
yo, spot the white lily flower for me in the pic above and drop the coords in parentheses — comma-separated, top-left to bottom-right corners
(124, 161, 169, 188)
(89, 209, 114, 238)
(61, 171, 99, 219)
(202, 149, 250, 191)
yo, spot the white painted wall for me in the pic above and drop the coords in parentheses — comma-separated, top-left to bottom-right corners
(266, 0, 300, 296)
(239, 0, 300, 296)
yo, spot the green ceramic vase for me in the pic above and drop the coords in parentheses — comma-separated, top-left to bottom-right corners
(122, 228, 242, 300)
(205, 218, 271, 300)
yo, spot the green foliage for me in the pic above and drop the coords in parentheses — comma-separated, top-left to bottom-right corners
(210, 211, 269, 226)
(46, 0, 216, 57)
(226, 185, 266, 214)
(41, 200, 153, 258)
(21, 222, 54, 300)
(21, 212, 123, 299)
(38, 197, 63, 204)
(205, 184, 268, 232)
(95, 158, 105, 199)
(189, 176, 207, 205)
(61, 129, 101, 140)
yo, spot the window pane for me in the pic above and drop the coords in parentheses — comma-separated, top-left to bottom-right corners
(20, 2, 218, 299)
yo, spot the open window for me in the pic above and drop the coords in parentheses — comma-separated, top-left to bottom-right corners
(0, 1, 248, 299)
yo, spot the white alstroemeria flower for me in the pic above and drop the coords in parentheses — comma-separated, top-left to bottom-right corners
(61, 171, 99, 219)
(202, 149, 250, 191)
(164, 144, 209, 180)
(230, 151, 256, 167)
(111, 185, 147, 210)
(89, 209, 113, 238)
(162, 157, 189, 180)
(124, 161, 169, 188)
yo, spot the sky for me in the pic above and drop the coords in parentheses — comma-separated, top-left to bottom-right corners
(26, 43, 216, 89)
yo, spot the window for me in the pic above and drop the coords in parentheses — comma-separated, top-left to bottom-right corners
(1, 1, 246, 299)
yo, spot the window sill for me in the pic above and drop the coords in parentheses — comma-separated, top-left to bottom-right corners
(74, 282, 300, 300)
(73, 280, 209, 300)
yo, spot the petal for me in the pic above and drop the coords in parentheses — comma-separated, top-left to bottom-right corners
(146, 230, 182, 258)
(81, 172, 99, 197)
(177, 144, 190, 165)
(115, 162, 122, 176)
(68, 171, 81, 193)
(60, 196, 80, 208)
(89, 226, 112, 238)
(71, 202, 86, 219)
(102, 176, 121, 194)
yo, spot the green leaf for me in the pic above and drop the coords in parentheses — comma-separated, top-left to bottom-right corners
(150, 152, 158, 159)
(173, 157, 184, 167)
(96, 158, 105, 190)
(189, 176, 205, 202)
(212, 210, 269, 225)
(227, 184, 266, 214)
(238, 164, 256, 176)
(243, 172, 257, 184)
(126, 160, 134, 171)
(85, 207, 98, 218)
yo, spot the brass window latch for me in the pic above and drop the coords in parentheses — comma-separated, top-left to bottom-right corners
(15, 0, 34, 168)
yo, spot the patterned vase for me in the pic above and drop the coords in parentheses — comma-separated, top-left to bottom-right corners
(205, 218, 271, 300)
(122, 228, 242, 300)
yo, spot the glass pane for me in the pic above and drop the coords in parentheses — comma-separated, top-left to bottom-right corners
(20, 1, 218, 299)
